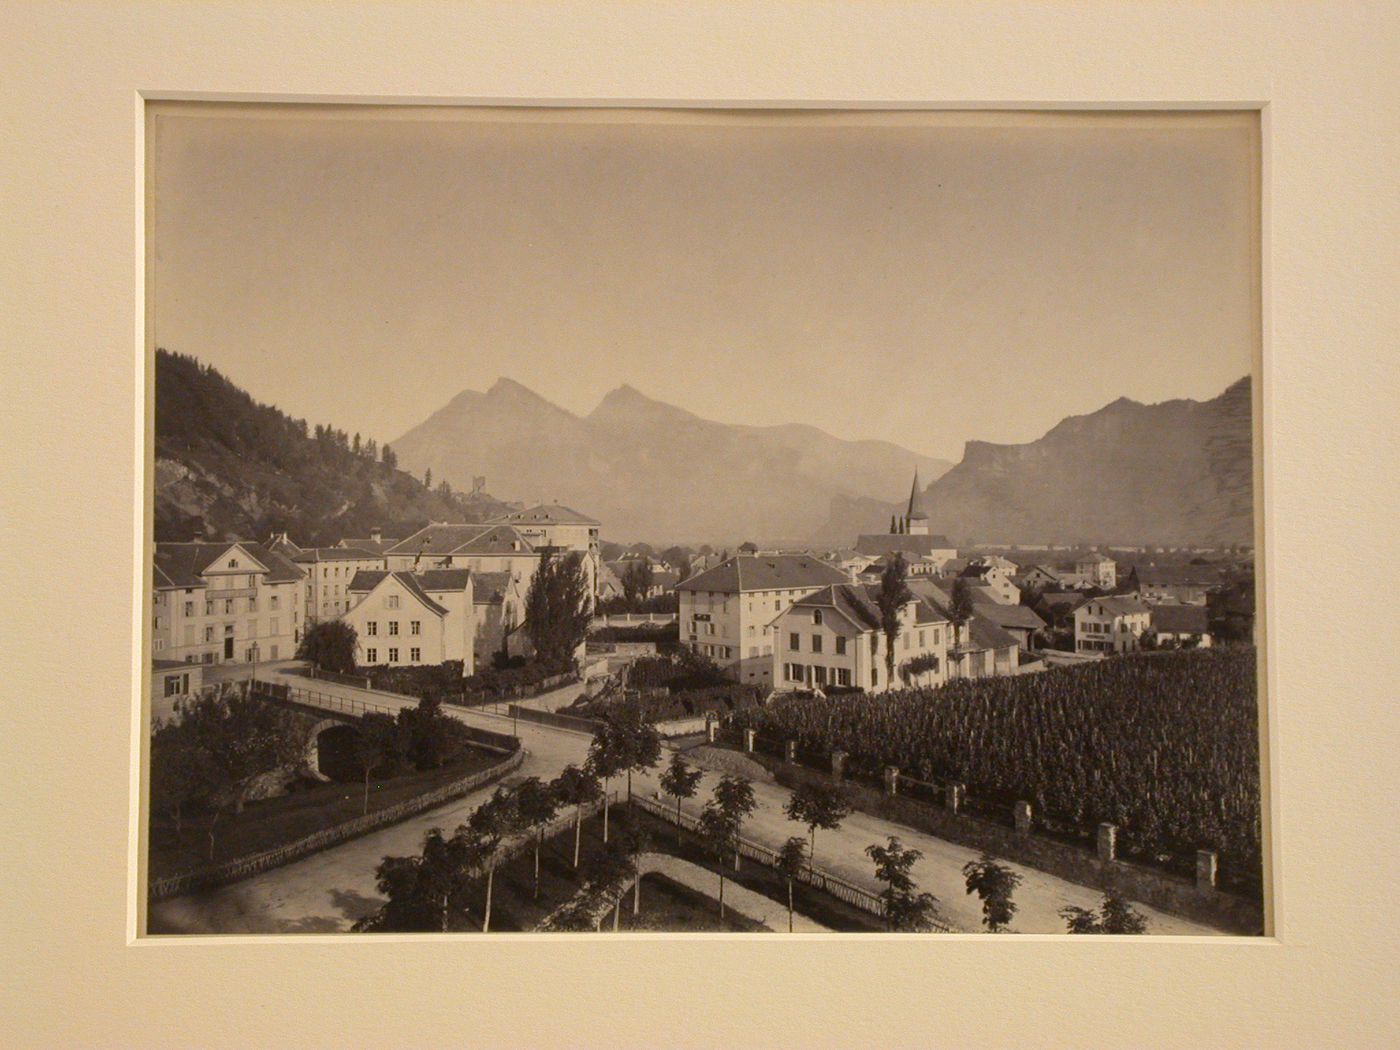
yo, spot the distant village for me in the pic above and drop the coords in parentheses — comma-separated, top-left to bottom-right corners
(151, 471, 1256, 710)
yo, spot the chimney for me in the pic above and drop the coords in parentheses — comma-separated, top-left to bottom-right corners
(370, 526, 382, 543)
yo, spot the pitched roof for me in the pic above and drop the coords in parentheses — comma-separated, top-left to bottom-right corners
(292, 546, 384, 563)
(153, 541, 303, 589)
(966, 614, 1020, 651)
(973, 601, 1045, 631)
(676, 554, 850, 594)
(413, 569, 473, 592)
(346, 570, 451, 616)
(1079, 595, 1151, 617)
(853, 534, 956, 557)
(489, 503, 601, 527)
(385, 522, 534, 558)
(337, 537, 401, 555)
(1150, 603, 1210, 633)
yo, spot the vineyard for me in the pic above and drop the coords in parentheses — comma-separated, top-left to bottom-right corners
(729, 648, 1262, 894)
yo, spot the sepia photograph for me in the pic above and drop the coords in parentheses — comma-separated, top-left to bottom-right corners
(142, 104, 1264, 938)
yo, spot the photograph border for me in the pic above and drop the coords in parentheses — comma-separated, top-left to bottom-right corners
(6, 4, 1396, 1046)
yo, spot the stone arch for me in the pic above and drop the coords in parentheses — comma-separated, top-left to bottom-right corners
(304, 718, 361, 781)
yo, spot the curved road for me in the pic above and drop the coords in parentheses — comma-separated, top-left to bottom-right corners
(149, 675, 1222, 935)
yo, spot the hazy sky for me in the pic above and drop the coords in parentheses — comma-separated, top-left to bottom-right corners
(153, 108, 1256, 462)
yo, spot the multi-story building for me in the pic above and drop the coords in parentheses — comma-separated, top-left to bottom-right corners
(384, 523, 540, 582)
(1074, 595, 1152, 654)
(292, 546, 388, 622)
(676, 554, 851, 686)
(1074, 554, 1118, 590)
(471, 570, 529, 665)
(959, 563, 1021, 605)
(344, 569, 476, 673)
(770, 583, 950, 694)
(487, 504, 601, 596)
(336, 526, 402, 557)
(853, 472, 958, 570)
(152, 541, 306, 665)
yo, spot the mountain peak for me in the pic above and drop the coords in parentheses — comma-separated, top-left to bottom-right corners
(487, 377, 544, 400)
(588, 383, 698, 423)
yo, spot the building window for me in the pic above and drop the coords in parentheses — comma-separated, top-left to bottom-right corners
(872, 668, 879, 687)
(388, 621, 399, 636)
(813, 609, 823, 625)
(203, 626, 214, 643)
(223, 599, 233, 614)
(789, 632, 800, 651)
(388, 648, 399, 662)
(229, 558, 239, 568)
(387, 595, 401, 609)
(366, 648, 377, 663)
(410, 647, 421, 662)
(835, 668, 851, 687)
(812, 635, 823, 654)
(814, 665, 828, 686)
(835, 636, 847, 655)
(183, 601, 193, 616)
(410, 620, 421, 636)
(270, 595, 279, 610)
(248, 596, 257, 612)
(204, 601, 214, 616)
(270, 617, 279, 636)
(367, 621, 377, 636)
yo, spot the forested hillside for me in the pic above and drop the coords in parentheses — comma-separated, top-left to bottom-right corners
(153, 350, 511, 544)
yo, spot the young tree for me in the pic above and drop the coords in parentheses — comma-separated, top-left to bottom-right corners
(948, 577, 976, 651)
(551, 764, 601, 868)
(464, 787, 520, 933)
(524, 551, 593, 670)
(962, 853, 1023, 933)
(613, 808, 653, 917)
(712, 774, 758, 871)
(352, 712, 397, 815)
(776, 836, 809, 933)
(585, 731, 625, 844)
(296, 619, 359, 675)
(1061, 892, 1149, 934)
(874, 554, 914, 686)
(512, 777, 560, 900)
(697, 803, 738, 920)
(659, 751, 704, 846)
(605, 703, 662, 801)
(783, 780, 851, 875)
(866, 836, 940, 932)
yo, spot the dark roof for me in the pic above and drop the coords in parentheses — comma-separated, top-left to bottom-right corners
(1151, 604, 1210, 633)
(1132, 565, 1226, 587)
(1037, 591, 1086, 611)
(385, 523, 535, 558)
(676, 555, 850, 594)
(153, 541, 303, 589)
(292, 546, 384, 563)
(489, 503, 601, 527)
(966, 615, 1020, 652)
(337, 537, 401, 555)
(1079, 595, 1150, 617)
(790, 585, 881, 631)
(973, 602, 1045, 631)
(853, 534, 956, 557)
(346, 570, 452, 616)
(414, 569, 473, 592)
(264, 532, 305, 556)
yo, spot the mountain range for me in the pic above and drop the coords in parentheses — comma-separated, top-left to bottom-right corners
(390, 380, 952, 544)
(815, 377, 1254, 547)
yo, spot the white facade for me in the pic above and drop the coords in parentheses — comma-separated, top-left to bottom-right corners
(1074, 597, 1151, 654)
(342, 571, 476, 674)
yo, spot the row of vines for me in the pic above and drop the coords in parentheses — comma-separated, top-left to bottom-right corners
(728, 648, 1262, 894)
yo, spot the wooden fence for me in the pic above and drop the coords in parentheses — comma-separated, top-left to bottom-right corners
(147, 746, 525, 902)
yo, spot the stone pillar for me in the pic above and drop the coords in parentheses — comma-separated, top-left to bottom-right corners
(884, 767, 900, 796)
(945, 782, 964, 813)
(831, 750, 847, 779)
(1013, 800, 1032, 835)
(1097, 822, 1117, 863)
(784, 739, 797, 764)
(705, 718, 716, 744)
(1196, 849, 1218, 890)
(743, 728, 756, 753)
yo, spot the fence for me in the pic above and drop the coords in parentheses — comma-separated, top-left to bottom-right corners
(507, 704, 602, 735)
(591, 613, 679, 627)
(147, 746, 525, 902)
(251, 679, 406, 720)
(630, 796, 952, 931)
(308, 666, 372, 689)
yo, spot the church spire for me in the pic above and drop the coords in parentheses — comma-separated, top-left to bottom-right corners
(907, 470, 922, 519)
(906, 469, 930, 535)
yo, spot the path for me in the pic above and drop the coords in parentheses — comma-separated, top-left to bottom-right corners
(635, 853, 829, 932)
(150, 671, 1223, 935)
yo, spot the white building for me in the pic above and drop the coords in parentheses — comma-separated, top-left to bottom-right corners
(1074, 554, 1117, 590)
(152, 540, 306, 666)
(344, 569, 476, 673)
(770, 583, 950, 694)
(1074, 595, 1151, 654)
(292, 546, 388, 622)
(676, 554, 851, 686)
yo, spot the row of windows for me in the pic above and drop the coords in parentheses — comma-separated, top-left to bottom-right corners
(788, 632, 849, 655)
(364, 620, 421, 637)
(364, 647, 421, 664)
(176, 594, 283, 617)
(1078, 639, 1119, 652)
(695, 643, 734, 661)
(782, 663, 854, 688)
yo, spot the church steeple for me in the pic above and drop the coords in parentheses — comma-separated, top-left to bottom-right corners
(905, 470, 929, 535)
